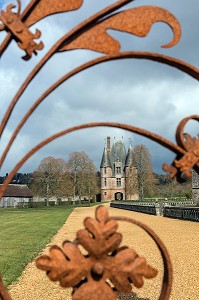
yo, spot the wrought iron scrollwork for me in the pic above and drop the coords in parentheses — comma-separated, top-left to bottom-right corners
(0, 0, 198, 299)
(36, 205, 172, 300)
(0, 0, 83, 59)
(163, 115, 199, 181)
(0, 206, 172, 300)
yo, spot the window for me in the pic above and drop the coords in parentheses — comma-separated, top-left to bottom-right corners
(104, 178, 107, 186)
(104, 192, 107, 195)
(104, 167, 107, 174)
(116, 178, 121, 187)
(116, 166, 121, 174)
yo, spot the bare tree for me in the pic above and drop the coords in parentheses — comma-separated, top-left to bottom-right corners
(31, 156, 68, 199)
(133, 145, 156, 199)
(65, 151, 99, 202)
(125, 165, 139, 200)
(156, 174, 192, 199)
(31, 152, 99, 202)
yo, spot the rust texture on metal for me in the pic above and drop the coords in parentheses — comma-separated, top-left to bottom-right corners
(62, 6, 181, 54)
(163, 115, 199, 180)
(0, 2, 44, 60)
(35, 205, 172, 300)
(0, 0, 83, 59)
(0, 0, 198, 299)
(0, 275, 12, 300)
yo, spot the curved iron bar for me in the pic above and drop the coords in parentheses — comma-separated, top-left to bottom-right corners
(0, 0, 135, 137)
(16, 0, 21, 16)
(110, 216, 172, 300)
(0, 275, 12, 300)
(0, 1, 198, 300)
(34, 205, 171, 299)
(0, 121, 187, 198)
(0, 51, 198, 169)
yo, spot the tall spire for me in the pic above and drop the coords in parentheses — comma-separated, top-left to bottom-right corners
(125, 142, 135, 167)
(100, 140, 111, 168)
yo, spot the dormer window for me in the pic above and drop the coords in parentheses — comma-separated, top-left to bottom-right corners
(116, 166, 121, 174)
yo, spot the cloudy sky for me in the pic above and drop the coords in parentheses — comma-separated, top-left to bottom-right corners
(0, 0, 198, 176)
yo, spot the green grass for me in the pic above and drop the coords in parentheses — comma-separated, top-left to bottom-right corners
(0, 206, 73, 286)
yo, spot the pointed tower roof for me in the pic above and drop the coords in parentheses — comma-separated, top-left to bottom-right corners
(125, 144, 136, 167)
(100, 146, 111, 168)
(110, 138, 126, 166)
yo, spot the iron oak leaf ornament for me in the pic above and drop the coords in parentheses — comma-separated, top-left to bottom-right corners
(61, 6, 181, 54)
(163, 115, 199, 180)
(36, 205, 157, 300)
(0, 0, 83, 60)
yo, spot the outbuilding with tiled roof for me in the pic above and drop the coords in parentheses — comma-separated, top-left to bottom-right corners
(0, 184, 33, 208)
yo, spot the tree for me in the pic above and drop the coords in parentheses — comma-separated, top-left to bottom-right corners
(65, 151, 99, 202)
(31, 152, 99, 202)
(31, 156, 69, 198)
(132, 145, 157, 199)
(155, 173, 192, 198)
(125, 164, 139, 200)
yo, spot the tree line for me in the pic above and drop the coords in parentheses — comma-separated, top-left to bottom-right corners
(30, 151, 99, 201)
(0, 145, 192, 200)
(135, 145, 191, 199)
(125, 144, 191, 199)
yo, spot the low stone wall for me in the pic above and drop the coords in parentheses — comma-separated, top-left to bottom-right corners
(110, 202, 156, 215)
(111, 202, 199, 222)
(163, 206, 199, 222)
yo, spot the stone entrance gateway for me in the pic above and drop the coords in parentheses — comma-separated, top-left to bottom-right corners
(115, 192, 123, 200)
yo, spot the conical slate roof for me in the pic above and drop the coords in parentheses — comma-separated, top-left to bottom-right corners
(125, 144, 136, 167)
(100, 147, 111, 167)
(110, 139, 126, 166)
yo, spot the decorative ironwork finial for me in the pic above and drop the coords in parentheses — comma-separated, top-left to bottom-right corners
(35, 205, 172, 300)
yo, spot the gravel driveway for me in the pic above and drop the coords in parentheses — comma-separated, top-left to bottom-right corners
(8, 204, 199, 300)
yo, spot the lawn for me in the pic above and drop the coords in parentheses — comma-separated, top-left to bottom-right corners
(0, 206, 73, 286)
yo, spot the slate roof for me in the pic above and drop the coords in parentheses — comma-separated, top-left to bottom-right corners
(101, 137, 136, 173)
(125, 145, 136, 167)
(100, 147, 111, 167)
(0, 184, 33, 198)
(110, 139, 126, 167)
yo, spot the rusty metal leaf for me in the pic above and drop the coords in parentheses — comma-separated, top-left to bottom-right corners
(95, 204, 109, 223)
(163, 115, 199, 179)
(0, 3, 44, 60)
(72, 280, 117, 300)
(25, 0, 83, 27)
(60, 6, 181, 54)
(110, 248, 157, 293)
(174, 138, 199, 177)
(35, 206, 165, 299)
(36, 242, 89, 288)
(77, 216, 122, 256)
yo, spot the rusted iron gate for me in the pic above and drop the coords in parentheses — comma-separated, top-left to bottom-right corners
(0, 0, 198, 299)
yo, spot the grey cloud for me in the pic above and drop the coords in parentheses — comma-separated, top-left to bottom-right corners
(0, 0, 198, 175)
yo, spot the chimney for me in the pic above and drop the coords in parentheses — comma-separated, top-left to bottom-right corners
(107, 136, 111, 155)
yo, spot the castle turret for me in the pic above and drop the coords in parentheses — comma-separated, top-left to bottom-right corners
(100, 136, 138, 202)
(100, 137, 112, 201)
(100, 146, 111, 168)
(125, 142, 138, 200)
(125, 144, 134, 167)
